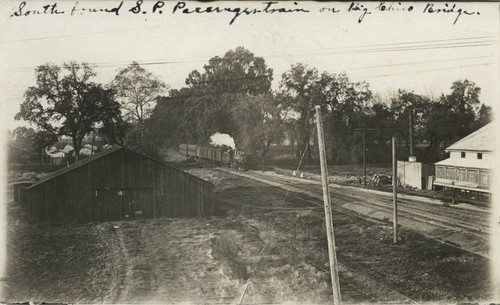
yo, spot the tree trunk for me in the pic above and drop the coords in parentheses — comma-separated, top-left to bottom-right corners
(72, 137, 83, 162)
(307, 142, 312, 164)
(304, 135, 311, 164)
(330, 143, 335, 164)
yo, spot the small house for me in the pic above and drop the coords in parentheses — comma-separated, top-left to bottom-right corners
(26, 146, 214, 223)
(434, 122, 494, 196)
(44, 147, 67, 165)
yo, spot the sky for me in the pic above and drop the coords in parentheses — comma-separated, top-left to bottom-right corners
(0, 1, 498, 131)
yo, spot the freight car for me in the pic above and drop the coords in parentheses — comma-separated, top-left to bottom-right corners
(179, 144, 246, 169)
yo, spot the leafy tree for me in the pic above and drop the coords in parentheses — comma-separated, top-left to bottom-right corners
(320, 72, 372, 164)
(424, 80, 483, 161)
(231, 93, 287, 169)
(11, 127, 36, 150)
(15, 62, 121, 160)
(33, 130, 59, 163)
(279, 63, 321, 162)
(279, 64, 372, 164)
(163, 47, 274, 146)
(475, 104, 493, 129)
(110, 62, 167, 144)
(186, 46, 273, 96)
(363, 102, 395, 163)
(97, 98, 129, 146)
(141, 94, 184, 157)
(389, 90, 430, 159)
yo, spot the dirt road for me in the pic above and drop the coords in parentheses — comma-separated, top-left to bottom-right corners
(4, 168, 492, 303)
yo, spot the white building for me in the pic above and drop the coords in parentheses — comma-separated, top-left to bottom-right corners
(80, 144, 98, 156)
(434, 122, 494, 195)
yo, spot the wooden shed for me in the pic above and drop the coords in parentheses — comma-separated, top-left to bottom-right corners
(14, 181, 34, 205)
(26, 146, 214, 223)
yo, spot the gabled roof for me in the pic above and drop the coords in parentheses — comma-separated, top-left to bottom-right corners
(8, 144, 30, 154)
(446, 122, 495, 152)
(28, 145, 122, 189)
(28, 145, 211, 189)
(63, 145, 74, 153)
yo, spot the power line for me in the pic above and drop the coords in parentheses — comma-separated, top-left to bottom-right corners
(79, 38, 499, 68)
(332, 55, 493, 72)
(4, 56, 494, 89)
(3, 36, 495, 72)
(353, 62, 494, 80)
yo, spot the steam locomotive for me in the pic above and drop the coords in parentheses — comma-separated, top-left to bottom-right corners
(179, 144, 246, 169)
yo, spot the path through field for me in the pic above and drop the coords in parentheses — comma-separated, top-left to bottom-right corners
(3, 167, 492, 303)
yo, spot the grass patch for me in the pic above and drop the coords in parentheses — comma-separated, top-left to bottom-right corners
(212, 171, 492, 302)
(210, 232, 248, 281)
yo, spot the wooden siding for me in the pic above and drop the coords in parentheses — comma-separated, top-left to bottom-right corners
(26, 148, 214, 223)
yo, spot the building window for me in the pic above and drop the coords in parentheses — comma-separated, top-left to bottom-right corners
(436, 166, 446, 179)
(467, 169, 479, 184)
(480, 171, 490, 187)
(477, 153, 482, 159)
(446, 167, 456, 180)
(461, 152, 466, 158)
(457, 168, 466, 181)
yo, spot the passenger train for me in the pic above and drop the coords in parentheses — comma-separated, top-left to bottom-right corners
(179, 144, 246, 169)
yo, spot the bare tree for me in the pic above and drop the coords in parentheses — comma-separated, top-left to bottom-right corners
(110, 62, 168, 144)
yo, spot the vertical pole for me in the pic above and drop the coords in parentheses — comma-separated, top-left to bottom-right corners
(315, 106, 342, 305)
(91, 129, 95, 155)
(186, 140, 189, 173)
(362, 130, 366, 187)
(409, 107, 414, 157)
(392, 136, 398, 244)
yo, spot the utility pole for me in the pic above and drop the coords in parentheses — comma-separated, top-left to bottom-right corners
(392, 136, 398, 244)
(362, 131, 366, 186)
(186, 140, 189, 173)
(409, 107, 414, 157)
(315, 106, 342, 305)
(91, 129, 95, 155)
(354, 128, 375, 187)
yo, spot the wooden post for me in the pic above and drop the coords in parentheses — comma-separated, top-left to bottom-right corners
(362, 130, 366, 187)
(355, 128, 375, 187)
(409, 107, 414, 157)
(392, 136, 398, 244)
(315, 105, 342, 305)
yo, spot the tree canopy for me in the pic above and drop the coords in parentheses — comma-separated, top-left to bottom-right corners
(15, 62, 121, 159)
(14, 49, 494, 167)
(153, 47, 275, 149)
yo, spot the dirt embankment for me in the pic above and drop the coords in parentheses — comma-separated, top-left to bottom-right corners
(3, 167, 493, 304)
(4, 221, 123, 303)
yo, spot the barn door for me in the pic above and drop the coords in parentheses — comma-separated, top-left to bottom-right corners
(94, 188, 153, 221)
(94, 189, 122, 221)
(122, 188, 154, 220)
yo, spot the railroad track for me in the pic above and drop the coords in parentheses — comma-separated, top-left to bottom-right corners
(244, 170, 489, 236)
(219, 169, 490, 258)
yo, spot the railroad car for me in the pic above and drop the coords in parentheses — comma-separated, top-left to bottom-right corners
(179, 144, 246, 169)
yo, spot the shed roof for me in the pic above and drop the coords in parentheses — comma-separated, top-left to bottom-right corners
(446, 122, 495, 152)
(28, 145, 211, 189)
(8, 144, 30, 153)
